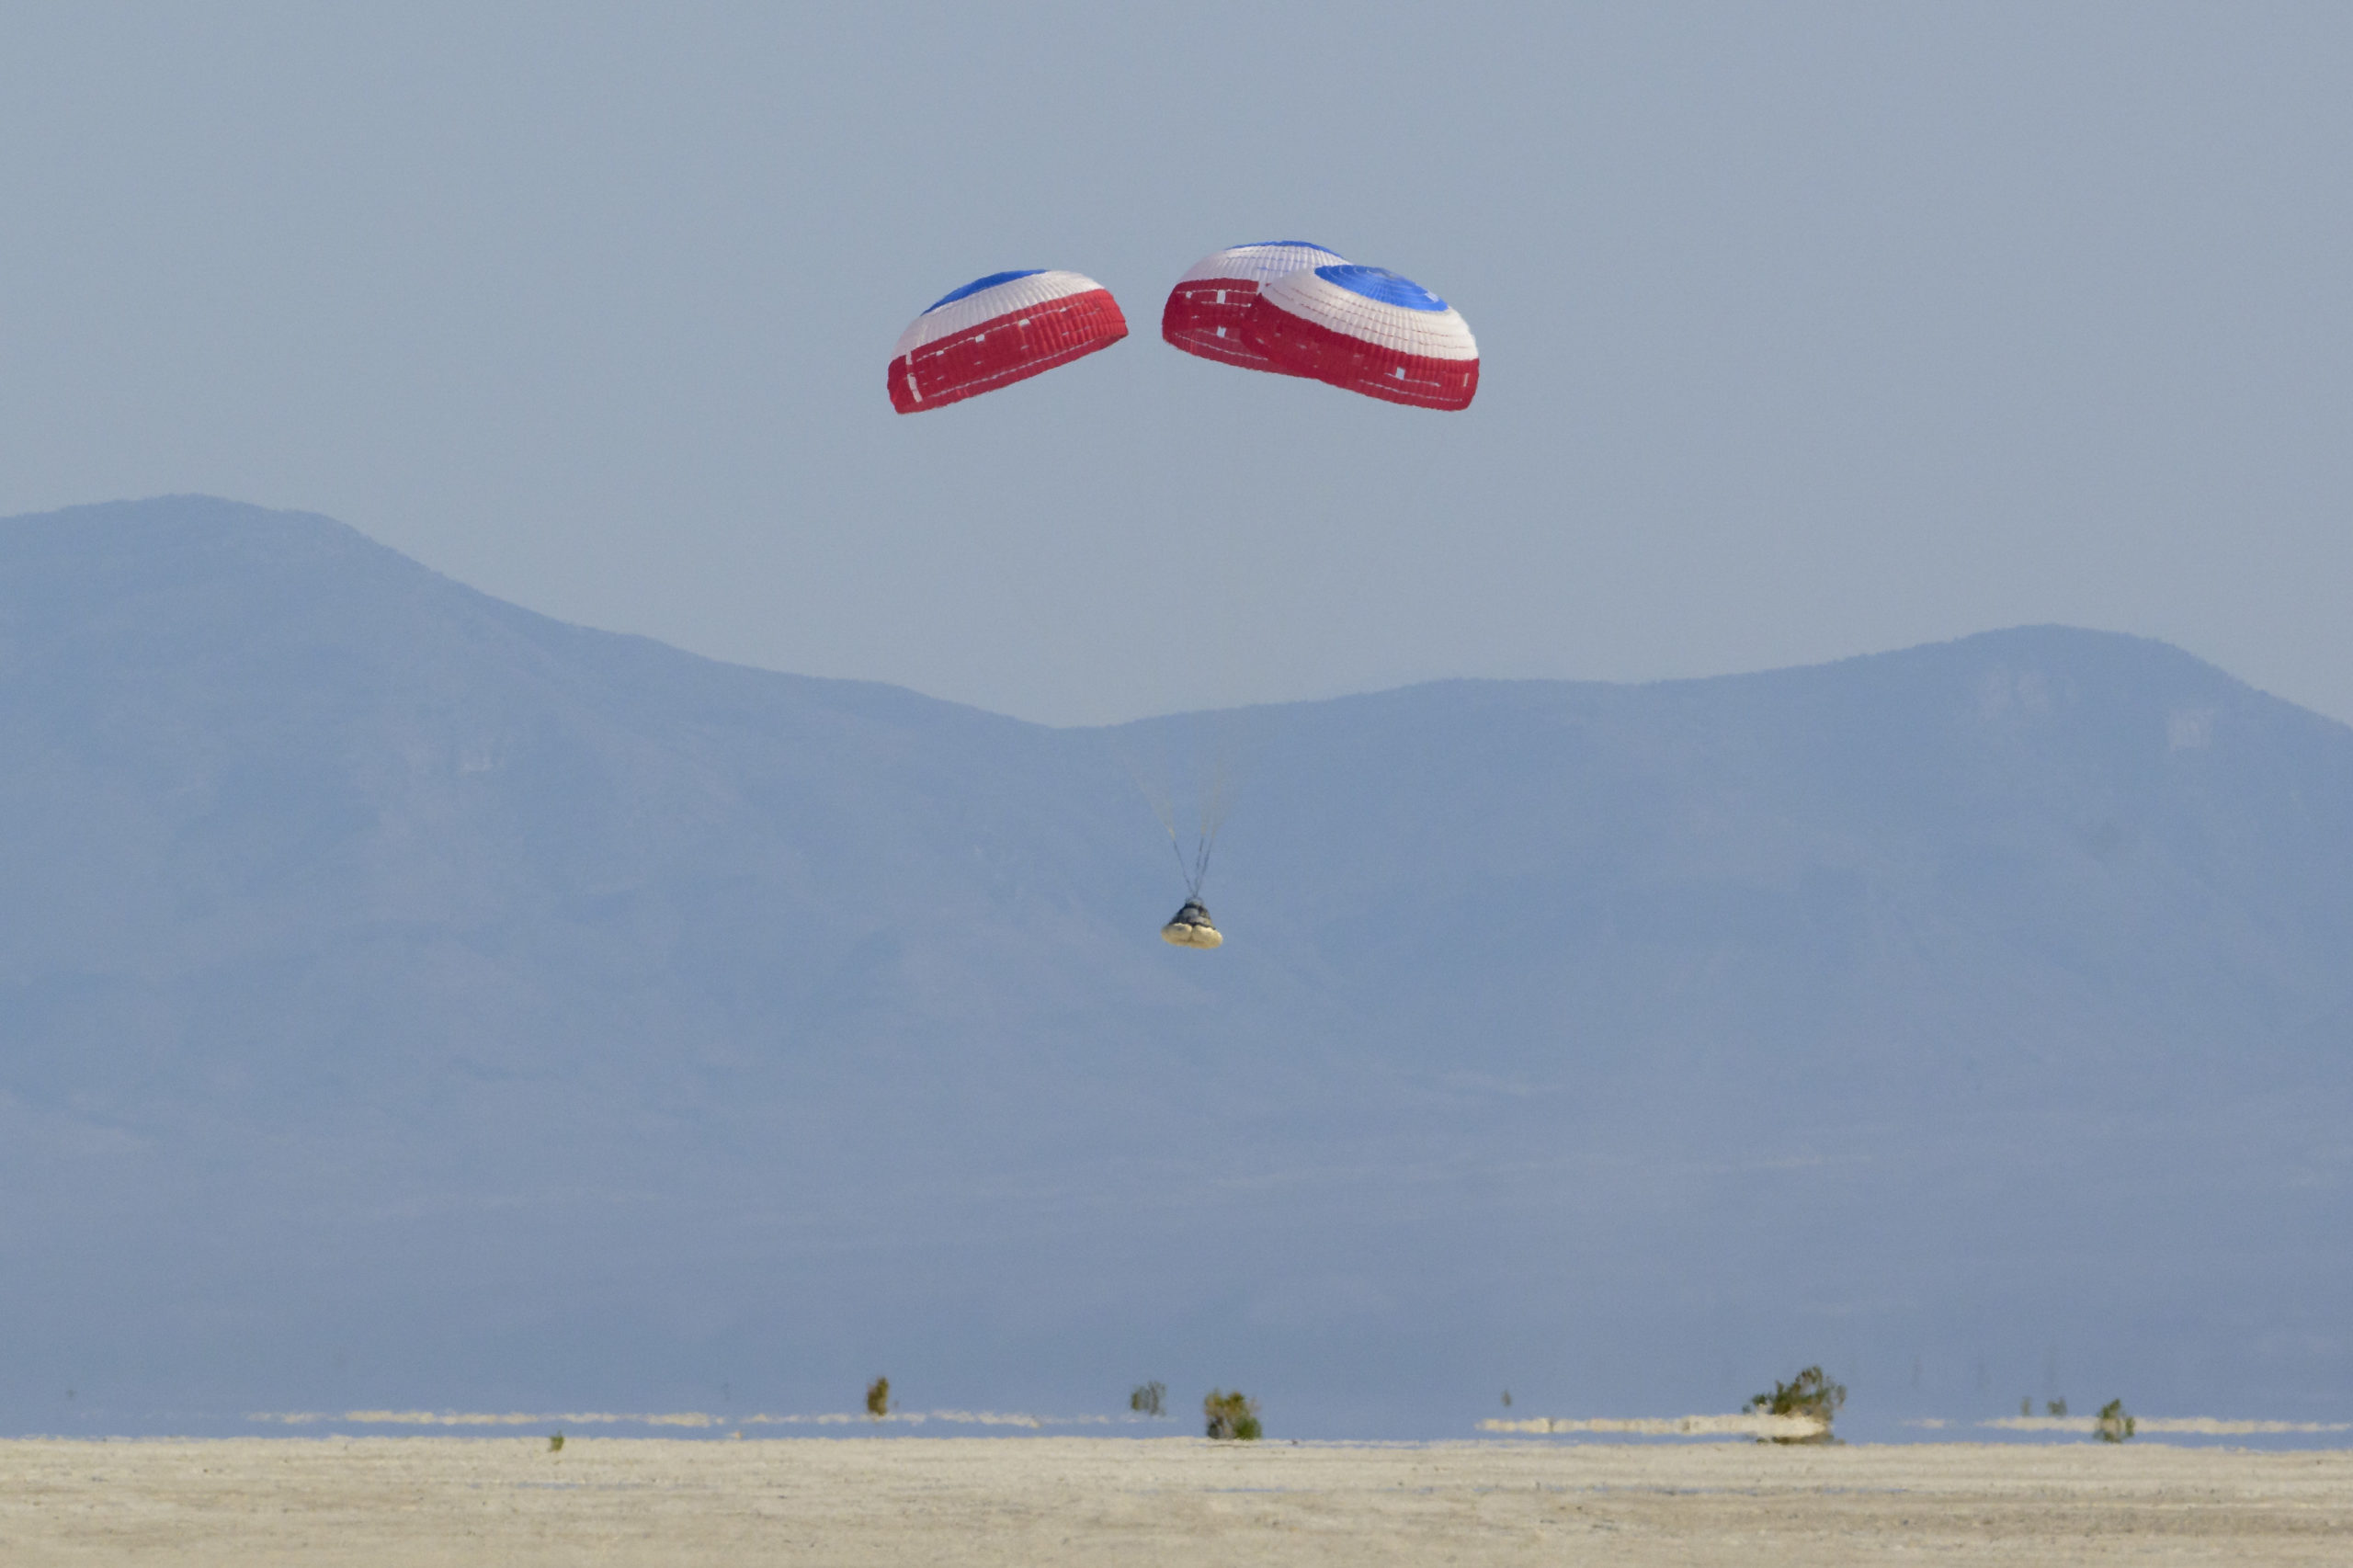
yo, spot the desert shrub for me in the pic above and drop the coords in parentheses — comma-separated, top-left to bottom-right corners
(548, 1432, 563, 1453)
(1131, 1381, 1166, 1417)
(2096, 1399, 2134, 1442)
(1203, 1389, 1261, 1441)
(866, 1376, 891, 1419)
(2046, 1398, 2067, 1417)
(1747, 1365, 1846, 1444)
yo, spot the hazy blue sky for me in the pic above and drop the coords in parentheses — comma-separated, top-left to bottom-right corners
(4, 3, 2347, 725)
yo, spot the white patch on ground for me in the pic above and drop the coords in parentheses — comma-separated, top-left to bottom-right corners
(251, 1409, 1125, 1431)
(1985, 1415, 2350, 1435)
(746, 1411, 1120, 1429)
(1976, 669, 2055, 721)
(1480, 1413, 1826, 1438)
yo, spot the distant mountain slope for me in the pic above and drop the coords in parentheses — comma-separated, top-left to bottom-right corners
(2, 496, 2347, 1437)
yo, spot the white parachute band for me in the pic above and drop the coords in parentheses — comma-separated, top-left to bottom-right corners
(1256, 268, 1478, 362)
(1174, 243, 1346, 288)
(894, 270, 1107, 359)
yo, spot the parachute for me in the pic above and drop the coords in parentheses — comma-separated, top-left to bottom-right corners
(1245, 263, 1478, 411)
(888, 270, 1127, 414)
(1161, 242, 1346, 376)
(1160, 898, 1222, 949)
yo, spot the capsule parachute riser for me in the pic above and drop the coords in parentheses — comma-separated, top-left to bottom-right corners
(889, 269, 1128, 414)
(1244, 263, 1478, 411)
(1161, 242, 1346, 377)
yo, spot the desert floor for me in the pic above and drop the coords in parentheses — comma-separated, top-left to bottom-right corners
(2, 1436, 2347, 1565)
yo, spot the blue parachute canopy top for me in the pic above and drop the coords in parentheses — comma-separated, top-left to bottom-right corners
(1314, 264, 1449, 312)
(924, 270, 1045, 314)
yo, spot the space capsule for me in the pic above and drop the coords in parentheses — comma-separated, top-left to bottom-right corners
(1160, 899, 1222, 949)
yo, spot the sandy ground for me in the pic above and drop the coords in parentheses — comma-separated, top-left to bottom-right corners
(2, 1436, 2347, 1565)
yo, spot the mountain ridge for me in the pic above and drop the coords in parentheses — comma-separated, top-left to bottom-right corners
(2, 495, 2346, 1437)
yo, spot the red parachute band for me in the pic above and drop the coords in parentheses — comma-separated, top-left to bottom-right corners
(1161, 242, 1346, 377)
(889, 270, 1127, 414)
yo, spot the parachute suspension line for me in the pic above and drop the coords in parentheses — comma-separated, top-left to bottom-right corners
(1184, 732, 1233, 902)
(1139, 777, 1194, 892)
(1186, 831, 1213, 902)
(1165, 800, 1211, 901)
(1109, 724, 1225, 903)
(1134, 754, 1208, 898)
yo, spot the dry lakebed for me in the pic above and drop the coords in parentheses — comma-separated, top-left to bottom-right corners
(2, 1435, 2347, 1564)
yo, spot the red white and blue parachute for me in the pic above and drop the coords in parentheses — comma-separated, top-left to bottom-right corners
(1161, 242, 1346, 376)
(1246, 263, 1478, 411)
(889, 270, 1127, 414)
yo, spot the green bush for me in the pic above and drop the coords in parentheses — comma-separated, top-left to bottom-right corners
(1131, 1381, 1166, 1417)
(1203, 1389, 1261, 1441)
(2096, 1399, 2135, 1443)
(1747, 1365, 1846, 1444)
(547, 1432, 563, 1453)
(866, 1376, 891, 1420)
